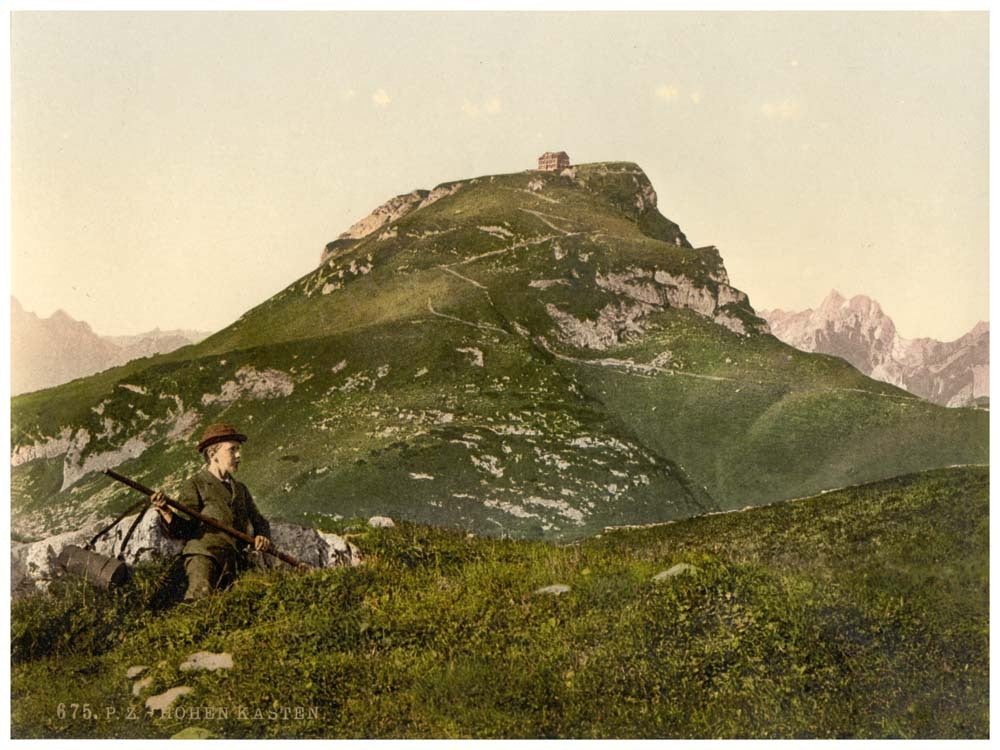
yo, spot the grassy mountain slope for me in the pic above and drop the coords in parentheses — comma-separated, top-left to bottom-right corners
(11, 466, 988, 738)
(10, 163, 988, 539)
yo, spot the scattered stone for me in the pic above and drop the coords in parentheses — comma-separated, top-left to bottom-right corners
(126, 665, 148, 679)
(180, 651, 233, 672)
(535, 584, 571, 596)
(132, 676, 154, 697)
(369, 516, 395, 529)
(145, 686, 193, 712)
(653, 563, 700, 581)
(259, 524, 363, 569)
(318, 532, 364, 567)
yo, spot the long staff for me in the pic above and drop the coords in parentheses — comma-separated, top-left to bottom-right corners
(103, 468, 310, 569)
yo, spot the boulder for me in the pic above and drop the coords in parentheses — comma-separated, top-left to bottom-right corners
(11, 514, 362, 597)
(92, 509, 184, 564)
(180, 651, 233, 672)
(145, 686, 192, 713)
(368, 516, 395, 529)
(255, 523, 363, 569)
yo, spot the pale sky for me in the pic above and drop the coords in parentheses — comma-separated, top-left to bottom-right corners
(10, 11, 989, 341)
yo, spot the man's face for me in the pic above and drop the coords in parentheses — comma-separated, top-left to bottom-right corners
(211, 440, 242, 476)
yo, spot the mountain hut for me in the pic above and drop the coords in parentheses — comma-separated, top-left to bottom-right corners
(537, 151, 571, 171)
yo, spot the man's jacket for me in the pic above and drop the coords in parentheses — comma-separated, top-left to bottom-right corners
(162, 468, 270, 560)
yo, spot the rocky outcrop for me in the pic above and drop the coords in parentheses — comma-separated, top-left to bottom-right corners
(761, 291, 989, 408)
(319, 190, 429, 265)
(418, 183, 462, 210)
(11, 513, 363, 599)
(338, 190, 428, 242)
(546, 300, 654, 350)
(318, 182, 470, 266)
(201, 366, 295, 406)
(545, 265, 764, 349)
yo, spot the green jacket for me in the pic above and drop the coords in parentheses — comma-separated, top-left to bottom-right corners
(162, 468, 270, 560)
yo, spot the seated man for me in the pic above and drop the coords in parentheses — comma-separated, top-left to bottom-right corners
(151, 423, 273, 601)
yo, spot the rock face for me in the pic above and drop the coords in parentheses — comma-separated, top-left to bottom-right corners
(11, 297, 207, 396)
(11, 513, 363, 599)
(319, 190, 429, 265)
(760, 291, 989, 408)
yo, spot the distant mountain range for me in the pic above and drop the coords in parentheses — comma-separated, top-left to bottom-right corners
(11, 297, 209, 396)
(759, 291, 988, 408)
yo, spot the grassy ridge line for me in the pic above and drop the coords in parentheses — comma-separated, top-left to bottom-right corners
(601, 462, 991, 532)
(11, 465, 988, 739)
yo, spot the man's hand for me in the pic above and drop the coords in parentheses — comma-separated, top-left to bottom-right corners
(254, 535, 273, 553)
(150, 491, 173, 522)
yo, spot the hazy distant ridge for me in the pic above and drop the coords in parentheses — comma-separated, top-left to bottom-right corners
(11, 297, 209, 395)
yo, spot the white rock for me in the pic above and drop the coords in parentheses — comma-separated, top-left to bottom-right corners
(258, 523, 364, 569)
(318, 532, 364, 567)
(145, 686, 193, 712)
(368, 516, 395, 529)
(126, 665, 148, 679)
(92, 510, 184, 565)
(201, 366, 294, 406)
(535, 584, 571, 596)
(652, 563, 700, 581)
(23, 528, 90, 584)
(180, 651, 233, 672)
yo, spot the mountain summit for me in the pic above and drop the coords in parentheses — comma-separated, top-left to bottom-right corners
(10, 162, 987, 541)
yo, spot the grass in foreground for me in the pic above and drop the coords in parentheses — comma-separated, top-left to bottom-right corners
(11, 465, 988, 739)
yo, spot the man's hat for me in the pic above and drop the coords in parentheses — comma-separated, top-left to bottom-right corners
(196, 423, 248, 453)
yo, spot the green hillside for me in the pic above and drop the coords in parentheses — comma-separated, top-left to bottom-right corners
(10, 162, 988, 539)
(11, 466, 989, 738)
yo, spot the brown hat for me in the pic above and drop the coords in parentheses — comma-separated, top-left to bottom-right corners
(196, 423, 248, 453)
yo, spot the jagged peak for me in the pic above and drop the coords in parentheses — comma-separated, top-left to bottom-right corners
(817, 290, 887, 320)
(819, 289, 846, 310)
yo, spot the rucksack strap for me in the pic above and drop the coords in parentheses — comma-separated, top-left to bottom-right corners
(116, 504, 150, 560)
(86, 498, 148, 550)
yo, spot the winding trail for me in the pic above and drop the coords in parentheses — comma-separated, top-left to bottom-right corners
(438, 266, 487, 290)
(426, 299, 509, 336)
(519, 208, 579, 234)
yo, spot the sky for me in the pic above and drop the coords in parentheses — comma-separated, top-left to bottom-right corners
(9, 10, 989, 341)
